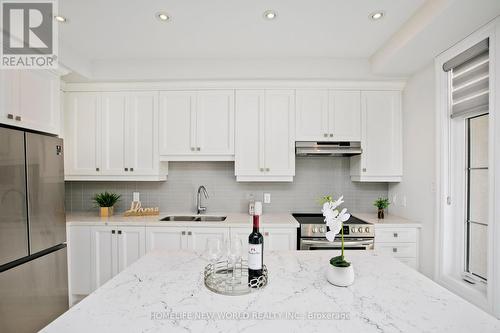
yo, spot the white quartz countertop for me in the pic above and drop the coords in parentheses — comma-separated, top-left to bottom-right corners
(353, 213, 422, 228)
(66, 212, 299, 228)
(42, 251, 498, 333)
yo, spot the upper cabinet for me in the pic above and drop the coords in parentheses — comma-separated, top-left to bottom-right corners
(159, 90, 234, 161)
(296, 89, 360, 142)
(350, 91, 402, 182)
(0, 69, 60, 135)
(64, 91, 167, 181)
(235, 90, 295, 182)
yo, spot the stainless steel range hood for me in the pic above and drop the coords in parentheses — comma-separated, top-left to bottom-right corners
(295, 141, 362, 157)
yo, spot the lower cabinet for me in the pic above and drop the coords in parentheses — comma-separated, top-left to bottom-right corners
(230, 226, 297, 257)
(145, 226, 229, 252)
(374, 226, 420, 269)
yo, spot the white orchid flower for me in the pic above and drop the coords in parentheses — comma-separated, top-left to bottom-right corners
(321, 195, 349, 241)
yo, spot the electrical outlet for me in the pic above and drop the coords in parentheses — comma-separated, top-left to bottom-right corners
(133, 192, 140, 202)
(264, 193, 271, 204)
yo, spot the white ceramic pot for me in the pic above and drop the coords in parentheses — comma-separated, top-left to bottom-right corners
(327, 264, 354, 287)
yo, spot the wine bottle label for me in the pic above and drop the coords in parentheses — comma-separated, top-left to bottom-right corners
(248, 244, 262, 269)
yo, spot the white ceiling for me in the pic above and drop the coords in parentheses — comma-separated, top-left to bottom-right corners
(58, 0, 425, 60)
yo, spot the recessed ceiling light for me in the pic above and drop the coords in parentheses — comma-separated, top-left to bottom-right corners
(54, 15, 67, 23)
(156, 12, 171, 22)
(263, 10, 277, 20)
(370, 11, 385, 21)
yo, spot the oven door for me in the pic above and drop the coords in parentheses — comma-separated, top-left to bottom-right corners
(300, 238, 374, 250)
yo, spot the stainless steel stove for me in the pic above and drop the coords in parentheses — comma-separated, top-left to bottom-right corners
(293, 213, 374, 251)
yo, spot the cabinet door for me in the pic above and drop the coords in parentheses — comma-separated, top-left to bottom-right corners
(360, 91, 402, 177)
(263, 228, 297, 251)
(196, 90, 234, 157)
(264, 90, 295, 176)
(187, 227, 229, 252)
(91, 226, 118, 289)
(159, 91, 196, 156)
(64, 92, 101, 176)
(330, 91, 361, 141)
(127, 92, 159, 175)
(117, 227, 146, 272)
(18, 70, 60, 134)
(295, 89, 329, 141)
(235, 90, 264, 176)
(67, 226, 92, 296)
(145, 227, 187, 251)
(101, 93, 128, 175)
(0, 70, 20, 127)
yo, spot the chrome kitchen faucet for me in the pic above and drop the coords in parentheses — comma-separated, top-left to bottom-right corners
(197, 185, 209, 214)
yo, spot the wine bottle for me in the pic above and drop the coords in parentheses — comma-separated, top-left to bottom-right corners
(248, 214, 264, 284)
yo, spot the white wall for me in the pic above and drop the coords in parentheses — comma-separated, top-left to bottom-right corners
(388, 63, 435, 278)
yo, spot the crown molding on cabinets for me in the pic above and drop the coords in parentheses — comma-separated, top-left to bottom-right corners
(61, 80, 406, 92)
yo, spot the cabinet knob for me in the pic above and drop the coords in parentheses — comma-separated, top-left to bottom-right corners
(111, 230, 115, 234)
(191, 147, 195, 151)
(96, 167, 100, 172)
(392, 247, 398, 253)
(323, 133, 328, 137)
(118, 230, 122, 235)
(264, 232, 269, 236)
(7, 114, 14, 119)
(329, 133, 333, 137)
(260, 168, 264, 172)
(196, 147, 201, 151)
(15, 116, 21, 121)
(187, 231, 192, 236)
(124, 168, 128, 171)
(265, 168, 270, 172)
(393, 233, 398, 238)
(362, 168, 367, 172)
(181, 231, 186, 235)
(130, 168, 134, 172)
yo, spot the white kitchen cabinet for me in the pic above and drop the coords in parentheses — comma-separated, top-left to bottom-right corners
(145, 226, 229, 252)
(64, 91, 166, 181)
(0, 69, 60, 135)
(91, 225, 146, 290)
(67, 226, 92, 301)
(262, 228, 297, 251)
(350, 91, 402, 182)
(235, 90, 295, 182)
(374, 226, 419, 270)
(159, 90, 234, 161)
(296, 90, 360, 142)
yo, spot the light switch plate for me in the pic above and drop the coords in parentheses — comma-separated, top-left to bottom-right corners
(264, 193, 271, 204)
(133, 192, 140, 202)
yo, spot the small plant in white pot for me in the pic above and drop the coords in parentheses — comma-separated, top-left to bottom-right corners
(320, 195, 354, 287)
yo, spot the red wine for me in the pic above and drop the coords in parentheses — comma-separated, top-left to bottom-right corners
(248, 215, 264, 284)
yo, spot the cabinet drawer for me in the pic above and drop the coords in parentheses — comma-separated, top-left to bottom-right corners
(375, 242, 417, 258)
(375, 228, 417, 243)
(397, 257, 418, 269)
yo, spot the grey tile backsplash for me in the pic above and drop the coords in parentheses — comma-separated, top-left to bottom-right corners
(65, 158, 388, 214)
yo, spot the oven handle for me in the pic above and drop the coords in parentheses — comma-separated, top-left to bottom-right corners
(301, 239, 374, 247)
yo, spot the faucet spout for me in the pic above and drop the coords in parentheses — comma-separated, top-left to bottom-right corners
(197, 186, 209, 214)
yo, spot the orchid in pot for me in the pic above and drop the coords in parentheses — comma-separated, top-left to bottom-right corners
(321, 195, 354, 286)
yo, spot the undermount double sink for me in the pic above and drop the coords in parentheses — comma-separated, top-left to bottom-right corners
(160, 215, 227, 222)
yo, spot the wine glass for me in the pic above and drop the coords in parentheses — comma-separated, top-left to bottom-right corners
(206, 238, 222, 264)
(227, 237, 243, 285)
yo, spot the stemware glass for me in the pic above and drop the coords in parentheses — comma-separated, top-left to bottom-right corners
(226, 237, 243, 285)
(206, 238, 222, 264)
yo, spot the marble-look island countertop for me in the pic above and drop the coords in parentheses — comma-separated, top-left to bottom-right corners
(42, 251, 499, 333)
(66, 212, 299, 228)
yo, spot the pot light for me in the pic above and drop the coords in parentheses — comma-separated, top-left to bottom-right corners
(263, 10, 277, 20)
(156, 12, 171, 22)
(370, 11, 385, 21)
(54, 15, 67, 23)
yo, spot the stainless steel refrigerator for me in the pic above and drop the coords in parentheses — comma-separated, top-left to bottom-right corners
(0, 126, 68, 333)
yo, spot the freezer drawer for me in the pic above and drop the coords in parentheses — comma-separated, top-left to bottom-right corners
(26, 133, 66, 254)
(0, 127, 29, 266)
(0, 246, 68, 333)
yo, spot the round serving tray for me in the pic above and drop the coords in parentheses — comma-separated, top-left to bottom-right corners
(204, 260, 268, 296)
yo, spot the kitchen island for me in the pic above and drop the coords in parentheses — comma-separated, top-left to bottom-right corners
(42, 250, 499, 333)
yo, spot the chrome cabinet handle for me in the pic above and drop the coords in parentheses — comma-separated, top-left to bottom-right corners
(329, 133, 333, 137)
(196, 147, 201, 151)
(362, 168, 367, 172)
(187, 231, 192, 236)
(130, 168, 134, 172)
(124, 168, 128, 171)
(260, 168, 264, 172)
(7, 114, 13, 119)
(118, 230, 122, 235)
(265, 168, 270, 172)
(264, 232, 269, 236)
(323, 133, 328, 137)
(191, 147, 195, 151)
(393, 233, 398, 238)
(181, 231, 186, 235)
(392, 248, 398, 253)
(15, 116, 21, 121)
(111, 230, 115, 234)
(96, 167, 100, 172)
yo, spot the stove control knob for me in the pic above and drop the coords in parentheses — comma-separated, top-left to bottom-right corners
(351, 227, 356, 233)
(312, 226, 318, 233)
(319, 226, 325, 233)
(357, 227, 363, 233)
(365, 227, 370, 233)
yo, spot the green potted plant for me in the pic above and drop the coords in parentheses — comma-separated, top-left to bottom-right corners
(93, 192, 121, 217)
(320, 195, 354, 287)
(373, 197, 390, 219)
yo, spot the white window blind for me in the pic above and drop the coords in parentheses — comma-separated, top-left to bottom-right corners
(443, 39, 489, 119)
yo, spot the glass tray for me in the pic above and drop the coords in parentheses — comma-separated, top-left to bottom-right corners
(204, 260, 268, 296)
